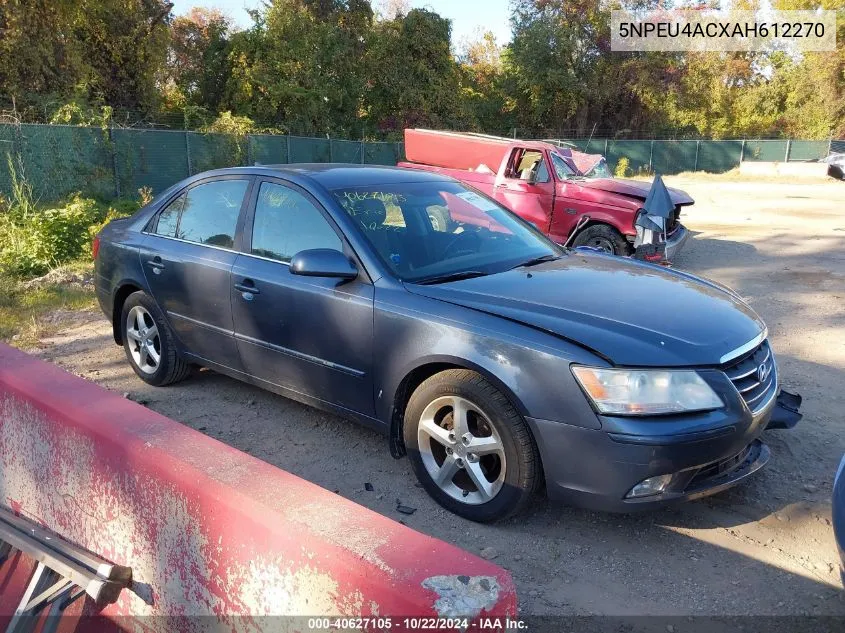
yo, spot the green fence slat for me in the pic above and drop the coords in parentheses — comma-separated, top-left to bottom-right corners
(787, 140, 829, 162)
(364, 142, 399, 165)
(19, 124, 114, 200)
(697, 141, 742, 173)
(331, 139, 362, 163)
(607, 140, 652, 174)
(651, 140, 699, 175)
(743, 140, 788, 162)
(113, 129, 189, 195)
(0, 124, 16, 199)
(188, 132, 248, 174)
(249, 134, 289, 165)
(289, 136, 331, 163)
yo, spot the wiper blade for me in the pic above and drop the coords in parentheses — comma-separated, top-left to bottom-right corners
(510, 254, 561, 269)
(415, 270, 488, 285)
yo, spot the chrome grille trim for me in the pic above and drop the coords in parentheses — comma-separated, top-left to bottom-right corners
(722, 338, 777, 414)
(719, 328, 768, 365)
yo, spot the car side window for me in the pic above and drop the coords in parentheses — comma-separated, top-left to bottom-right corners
(154, 194, 185, 237)
(174, 179, 249, 248)
(251, 182, 342, 262)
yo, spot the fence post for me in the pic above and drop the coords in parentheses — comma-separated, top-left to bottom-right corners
(245, 134, 253, 166)
(329, 136, 334, 162)
(286, 135, 291, 164)
(185, 132, 193, 176)
(109, 127, 120, 199)
(360, 139, 365, 165)
(648, 140, 654, 173)
(739, 139, 746, 163)
(604, 138, 608, 156)
(784, 139, 791, 162)
(694, 140, 700, 172)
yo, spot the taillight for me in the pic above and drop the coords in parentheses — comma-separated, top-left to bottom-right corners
(92, 235, 101, 260)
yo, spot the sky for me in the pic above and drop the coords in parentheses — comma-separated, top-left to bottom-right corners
(168, 0, 513, 47)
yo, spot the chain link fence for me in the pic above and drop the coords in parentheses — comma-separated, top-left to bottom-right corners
(562, 138, 834, 175)
(0, 123, 404, 202)
(0, 122, 838, 203)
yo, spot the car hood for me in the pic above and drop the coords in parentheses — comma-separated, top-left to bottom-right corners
(580, 178, 695, 206)
(406, 254, 764, 367)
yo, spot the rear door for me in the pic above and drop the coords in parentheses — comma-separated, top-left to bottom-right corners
(230, 178, 375, 415)
(492, 148, 556, 232)
(139, 176, 252, 371)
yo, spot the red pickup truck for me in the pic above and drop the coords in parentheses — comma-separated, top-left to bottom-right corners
(398, 129, 693, 259)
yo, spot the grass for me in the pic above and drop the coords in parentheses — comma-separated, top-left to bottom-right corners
(0, 260, 97, 348)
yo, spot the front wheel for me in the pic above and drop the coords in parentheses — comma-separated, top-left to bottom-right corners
(404, 369, 541, 522)
(570, 224, 630, 255)
(121, 291, 191, 386)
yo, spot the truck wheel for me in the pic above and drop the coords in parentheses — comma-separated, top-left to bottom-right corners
(427, 206, 453, 232)
(404, 369, 540, 522)
(571, 224, 630, 255)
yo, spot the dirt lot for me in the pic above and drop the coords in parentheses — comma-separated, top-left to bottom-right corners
(27, 177, 845, 616)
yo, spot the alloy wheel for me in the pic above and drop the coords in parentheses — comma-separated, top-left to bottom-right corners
(417, 395, 506, 505)
(125, 305, 161, 375)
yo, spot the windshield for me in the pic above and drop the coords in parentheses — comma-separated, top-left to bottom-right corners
(550, 152, 578, 179)
(332, 182, 562, 283)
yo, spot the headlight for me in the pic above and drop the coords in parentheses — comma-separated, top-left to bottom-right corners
(571, 366, 723, 415)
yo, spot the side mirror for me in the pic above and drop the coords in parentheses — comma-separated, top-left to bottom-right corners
(289, 248, 358, 280)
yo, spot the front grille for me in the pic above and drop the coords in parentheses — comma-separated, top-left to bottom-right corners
(686, 444, 752, 489)
(665, 206, 680, 233)
(722, 340, 776, 412)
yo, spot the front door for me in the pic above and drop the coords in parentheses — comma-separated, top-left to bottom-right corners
(139, 177, 251, 370)
(492, 148, 556, 232)
(230, 179, 375, 416)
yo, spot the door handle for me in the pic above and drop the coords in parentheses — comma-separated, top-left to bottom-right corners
(234, 280, 260, 295)
(146, 256, 165, 274)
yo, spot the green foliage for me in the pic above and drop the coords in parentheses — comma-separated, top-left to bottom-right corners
(0, 192, 139, 278)
(614, 157, 630, 178)
(1, 0, 844, 143)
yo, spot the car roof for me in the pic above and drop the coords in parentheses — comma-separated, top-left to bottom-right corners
(191, 164, 454, 189)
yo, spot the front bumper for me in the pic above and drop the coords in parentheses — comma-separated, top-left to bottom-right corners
(526, 387, 778, 512)
(664, 222, 690, 261)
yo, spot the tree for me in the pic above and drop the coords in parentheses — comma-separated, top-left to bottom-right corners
(364, 8, 467, 135)
(225, 0, 373, 134)
(167, 7, 233, 112)
(72, 0, 173, 112)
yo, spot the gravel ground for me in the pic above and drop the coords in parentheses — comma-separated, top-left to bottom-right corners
(29, 177, 845, 617)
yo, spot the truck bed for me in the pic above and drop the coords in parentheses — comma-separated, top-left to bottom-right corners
(397, 161, 497, 196)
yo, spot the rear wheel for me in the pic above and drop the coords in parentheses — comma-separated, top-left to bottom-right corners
(570, 224, 630, 255)
(404, 369, 540, 522)
(121, 291, 191, 386)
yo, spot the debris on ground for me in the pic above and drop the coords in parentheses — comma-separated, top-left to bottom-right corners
(396, 503, 417, 515)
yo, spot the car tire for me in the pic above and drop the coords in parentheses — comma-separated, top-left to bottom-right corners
(121, 291, 191, 387)
(404, 369, 540, 522)
(570, 224, 630, 255)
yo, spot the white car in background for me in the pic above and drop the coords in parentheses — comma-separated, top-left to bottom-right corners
(822, 153, 845, 180)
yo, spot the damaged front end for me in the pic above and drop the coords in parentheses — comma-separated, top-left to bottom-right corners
(767, 389, 803, 429)
(633, 174, 689, 263)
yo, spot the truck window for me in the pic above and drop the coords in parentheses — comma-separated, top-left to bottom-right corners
(506, 149, 550, 183)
